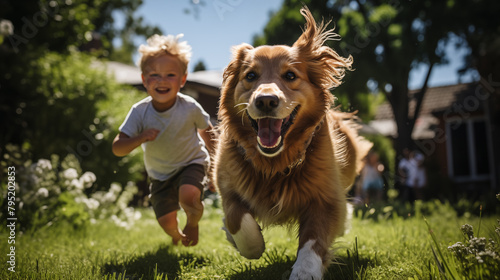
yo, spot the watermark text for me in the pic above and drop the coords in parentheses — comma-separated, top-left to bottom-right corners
(6, 166, 17, 273)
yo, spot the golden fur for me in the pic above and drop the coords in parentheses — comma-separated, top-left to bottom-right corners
(213, 7, 372, 279)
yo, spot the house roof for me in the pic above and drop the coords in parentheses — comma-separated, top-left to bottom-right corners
(371, 83, 482, 139)
(94, 61, 224, 88)
(186, 70, 223, 88)
(374, 83, 474, 120)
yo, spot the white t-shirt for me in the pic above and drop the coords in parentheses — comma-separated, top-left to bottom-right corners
(398, 153, 426, 188)
(119, 93, 211, 181)
(398, 158, 413, 187)
(411, 152, 426, 188)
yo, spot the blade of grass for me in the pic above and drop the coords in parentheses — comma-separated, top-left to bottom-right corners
(424, 217, 461, 280)
(430, 246, 446, 276)
(477, 205, 482, 237)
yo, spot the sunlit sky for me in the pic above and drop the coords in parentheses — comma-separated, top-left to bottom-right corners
(117, 0, 477, 90)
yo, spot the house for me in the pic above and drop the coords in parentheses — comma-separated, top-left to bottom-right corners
(181, 70, 222, 124)
(370, 83, 500, 197)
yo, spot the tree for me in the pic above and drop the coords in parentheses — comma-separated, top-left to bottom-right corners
(193, 60, 207, 72)
(254, 0, 500, 162)
(0, 0, 159, 186)
(0, 0, 160, 60)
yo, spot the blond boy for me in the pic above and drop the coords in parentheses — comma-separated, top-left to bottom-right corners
(112, 34, 214, 246)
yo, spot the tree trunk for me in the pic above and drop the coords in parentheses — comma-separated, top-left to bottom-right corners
(389, 83, 413, 162)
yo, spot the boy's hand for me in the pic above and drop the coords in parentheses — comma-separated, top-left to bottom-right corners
(112, 129, 160, 157)
(140, 128, 160, 142)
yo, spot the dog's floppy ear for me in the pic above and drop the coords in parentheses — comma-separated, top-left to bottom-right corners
(293, 7, 352, 90)
(219, 43, 254, 121)
(222, 43, 254, 90)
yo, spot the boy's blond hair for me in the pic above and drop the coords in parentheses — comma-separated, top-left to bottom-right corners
(138, 34, 192, 74)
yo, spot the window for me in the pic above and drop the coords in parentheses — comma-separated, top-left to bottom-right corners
(446, 118, 491, 181)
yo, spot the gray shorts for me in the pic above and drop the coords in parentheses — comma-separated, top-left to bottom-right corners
(149, 164, 205, 218)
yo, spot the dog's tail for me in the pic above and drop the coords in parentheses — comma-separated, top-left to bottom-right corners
(330, 111, 373, 191)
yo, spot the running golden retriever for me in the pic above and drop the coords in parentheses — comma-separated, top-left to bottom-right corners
(213, 7, 372, 280)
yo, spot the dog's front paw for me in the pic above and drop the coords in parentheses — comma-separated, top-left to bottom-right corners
(224, 213, 265, 259)
(290, 240, 323, 280)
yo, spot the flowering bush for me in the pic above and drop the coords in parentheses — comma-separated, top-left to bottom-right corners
(2, 150, 141, 231)
(1, 50, 145, 190)
(448, 224, 500, 269)
(445, 195, 500, 278)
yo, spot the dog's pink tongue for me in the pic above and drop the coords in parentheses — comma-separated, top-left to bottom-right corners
(257, 118, 282, 147)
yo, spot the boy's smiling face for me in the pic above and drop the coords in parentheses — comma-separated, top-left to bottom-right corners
(142, 54, 187, 112)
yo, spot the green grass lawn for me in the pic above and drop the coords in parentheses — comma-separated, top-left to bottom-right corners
(1, 201, 498, 280)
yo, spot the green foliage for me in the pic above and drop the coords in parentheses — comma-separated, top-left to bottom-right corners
(0, 151, 141, 232)
(1, 0, 97, 53)
(1, 0, 159, 189)
(354, 197, 500, 224)
(1, 50, 145, 188)
(0, 0, 161, 59)
(335, 89, 384, 122)
(355, 199, 456, 222)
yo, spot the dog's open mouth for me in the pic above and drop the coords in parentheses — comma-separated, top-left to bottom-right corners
(247, 106, 299, 156)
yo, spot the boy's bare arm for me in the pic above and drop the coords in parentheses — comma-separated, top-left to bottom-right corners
(112, 129, 159, 157)
(198, 125, 216, 156)
(199, 125, 217, 192)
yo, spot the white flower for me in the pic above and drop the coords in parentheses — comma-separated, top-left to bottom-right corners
(70, 178, 84, 190)
(110, 183, 122, 194)
(34, 159, 52, 174)
(0, 19, 14, 36)
(84, 198, 100, 210)
(204, 198, 214, 206)
(29, 173, 41, 186)
(80, 172, 96, 188)
(36, 188, 49, 198)
(91, 191, 105, 204)
(63, 168, 79, 180)
(103, 191, 117, 202)
(116, 220, 129, 228)
(134, 211, 142, 220)
(37, 159, 52, 169)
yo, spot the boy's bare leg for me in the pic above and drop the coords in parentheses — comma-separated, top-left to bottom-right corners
(157, 211, 185, 245)
(179, 184, 204, 246)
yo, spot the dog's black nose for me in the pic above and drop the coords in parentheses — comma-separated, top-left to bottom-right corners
(255, 94, 279, 112)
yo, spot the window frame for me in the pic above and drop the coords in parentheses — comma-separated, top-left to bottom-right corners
(445, 116, 492, 182)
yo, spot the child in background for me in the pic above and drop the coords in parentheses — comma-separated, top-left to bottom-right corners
(361, 151, 384, 204)
(112, 34, 215, 246)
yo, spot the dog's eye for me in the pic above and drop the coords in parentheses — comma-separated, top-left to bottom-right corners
(245, 71, 257, 82)
(284, 71, 296, 81)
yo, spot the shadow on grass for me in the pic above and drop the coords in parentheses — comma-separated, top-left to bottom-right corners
(101, 245, 209, 279)
(228, 246, 372, 280)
